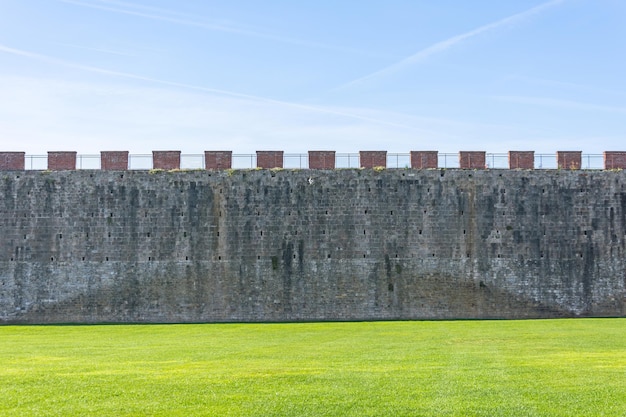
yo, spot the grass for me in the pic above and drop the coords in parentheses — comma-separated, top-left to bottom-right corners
(0, 319, 624, 416)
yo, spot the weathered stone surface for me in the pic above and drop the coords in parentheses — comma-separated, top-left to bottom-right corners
(0, 169, 624, 323)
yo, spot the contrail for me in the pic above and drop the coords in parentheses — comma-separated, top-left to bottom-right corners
(0, 43, 416, 130)
(337, 0, 565, 90)
(58, 0, 383, 57)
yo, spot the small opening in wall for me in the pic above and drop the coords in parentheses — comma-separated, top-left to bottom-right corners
(147, 232, 151, 237)
(294, 231, 298, 235)
(390, 211, 393, 215)
(432, 253, 435, 257)
(106, 257, 109, 261)
(184, 231, 187, 237)
(51, 257, 54, 261)
(120, 174, 124, 179)
(497, 254, 501, 258)
(322, 230, 325, 234)
(257, 211, 260, 216)
(325, 210, 328, 215)
(219, 189, 222, 194)
(217, 232, 220, 237)
(86, 233, 89, 238)
(327, 254, 331, 258)
(258, 255, 261, 260)
(293, 254, 296, 259)
(10, 257, 13, 261)
(363, 230, 366, 235)
(260, 231, 263, 236)
(148, 257, 152, 261)
(185, 256, 188, 260)
(584, 230, 587, 235)
(365, 210, 368, 214)
(467, 253, 470, 257)
(424, 209, 427, 214)
(542, 189, 545, 193)
(110, 213, 113, 217)
(419, 230, 422, 235)
(368, 188, 371, 192)
(363, 254, 366, 258)
(59, 234, 62, 239)
(218, 256, 221, 260)
(463, 230, 466, 234)
(395, 254, 398, 258)
(108, 232, 111, 238)
(540, 252, 544, 258)
(82, 257, 85, 261)
(110, 190, 114, 194)
(461, 210, 464, 215)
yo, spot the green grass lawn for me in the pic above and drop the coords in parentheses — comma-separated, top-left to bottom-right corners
(0, 319, 624, 416)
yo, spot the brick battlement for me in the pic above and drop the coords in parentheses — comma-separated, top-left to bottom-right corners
(1, 150, 625, 170)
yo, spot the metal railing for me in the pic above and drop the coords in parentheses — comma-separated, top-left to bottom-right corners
(23, 153, 607, 170)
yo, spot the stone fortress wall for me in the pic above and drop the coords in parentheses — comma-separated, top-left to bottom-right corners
(0, 149, 624, 323)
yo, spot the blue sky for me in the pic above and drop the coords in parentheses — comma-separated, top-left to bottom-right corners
(1, 0, 625, 155)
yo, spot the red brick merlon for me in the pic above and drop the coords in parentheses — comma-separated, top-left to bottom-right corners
(153, 151, 181, 170)
(508, 151, 534, 169)
(459, 151, 486, 169)
(308, 151, 335, 169)
(48, 151, 76, 170)
(0, 152, 25, 170)
(101, 151, 129, 170)
(256, 151, 283, 169)
(604, 152, 626, 170)
(410, 151, 438, 169)
(557, 151, 581, 170)
(205, 151, 232, 170)
(359, 151, 387, 168)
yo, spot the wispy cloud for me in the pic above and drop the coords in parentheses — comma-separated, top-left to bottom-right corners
(337, 0, 565, 90)
(57, 0, 379, 56)
(0, 42, 416, 131)
(493, 95, 626, 114)
(53, 42, 136, 57)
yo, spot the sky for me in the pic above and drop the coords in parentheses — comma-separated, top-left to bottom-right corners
(1, 0, 625, 156)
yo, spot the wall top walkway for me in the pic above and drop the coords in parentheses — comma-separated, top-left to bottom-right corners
(0, 150, 624, 171)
